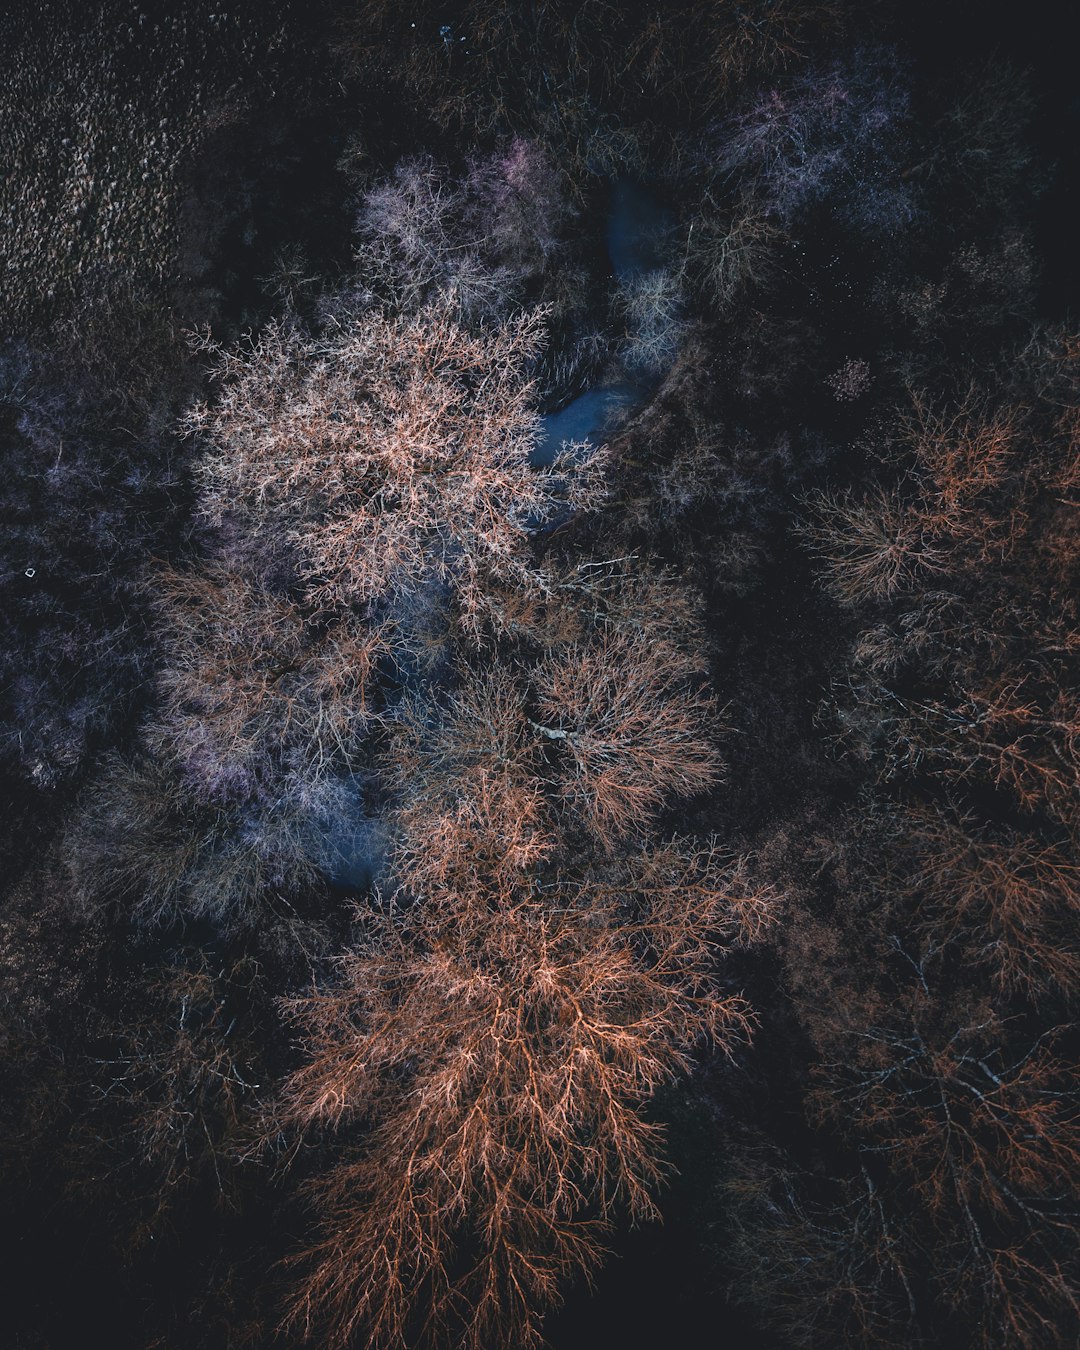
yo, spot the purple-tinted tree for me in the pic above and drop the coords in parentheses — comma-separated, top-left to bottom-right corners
(713, 48, 914, 232)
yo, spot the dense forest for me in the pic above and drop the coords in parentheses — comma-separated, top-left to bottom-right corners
(1, 1, 1078, 1346)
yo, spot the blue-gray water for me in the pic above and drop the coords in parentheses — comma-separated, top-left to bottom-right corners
(607, 179, 673, 280)
(308, 774, 388, 891)
(533, 180, 676, 468)
(532, 382, 645, 466)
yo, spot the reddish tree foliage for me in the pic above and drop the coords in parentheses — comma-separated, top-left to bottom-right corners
(386, 669, 554, 906)
(273, 840, 773, 1349)
(903, 806, 1080, 998)
(278, 569, 748, 1349)
(91, 152, 749, 1346)
(382, 563, 723, 863)
(730, 771, 1080, 1350)
(533, 630, 722, 847)
(734, 828, 1080, 1348)
(804, 355, 1080, 836)
(802, 395, 1020, 605)
(800, 481, 940, 605)
(815, 993, 1080, 1349)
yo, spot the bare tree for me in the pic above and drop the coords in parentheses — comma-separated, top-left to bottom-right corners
(150, 565, 387, 802)
(903, 806, 1080, 997)
(272, 840, 773, 1349)
(533, 630, 723, 848)
(188, 302, 606, 634)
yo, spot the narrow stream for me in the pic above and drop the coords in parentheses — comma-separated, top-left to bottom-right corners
(531, 178, 676, 467)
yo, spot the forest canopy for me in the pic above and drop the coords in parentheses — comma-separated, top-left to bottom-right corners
(1, 1, 1078, 1347)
